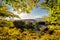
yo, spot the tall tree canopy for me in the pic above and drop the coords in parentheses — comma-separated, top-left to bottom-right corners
(41, 0, 60, 24)
(1, 0, 39, 13)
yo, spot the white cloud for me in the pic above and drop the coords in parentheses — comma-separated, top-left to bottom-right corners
(19, 13, 41, 19)
(12, 11, 42, 19)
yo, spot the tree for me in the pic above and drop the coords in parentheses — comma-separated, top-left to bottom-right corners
(13, 20, 25, 31)
(25, 22, 35, 30)
(1, 0, 39, 13)
(0, 5, 19, 18)
(41, 0, 60, 24)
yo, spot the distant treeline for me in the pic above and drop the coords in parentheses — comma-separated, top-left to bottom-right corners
(13, 20, 47, 31)
(13, 20, 60, 32)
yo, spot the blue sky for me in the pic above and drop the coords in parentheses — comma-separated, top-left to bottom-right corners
(19, 7, 49, 19)
(30, 7, 49, 17)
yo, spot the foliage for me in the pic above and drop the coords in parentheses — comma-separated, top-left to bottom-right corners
(0, 26, 60, 40)
(0, 0, 60, 40)
(0, 27, 21, 40)
(48, 25, 60, 30)
(40, 31, 60, 40)
(40, 25, 60, 40)
(0, 20, 14, 27)
(2, 0, 40, 13)
(0, 5, 19, 18)
(41, 0, 60, 24)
